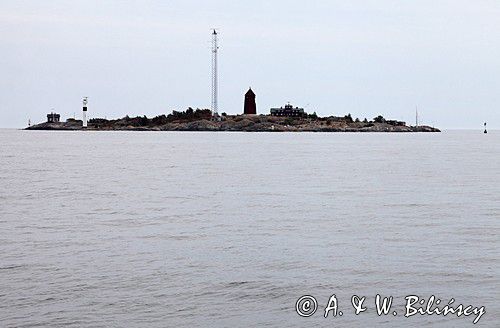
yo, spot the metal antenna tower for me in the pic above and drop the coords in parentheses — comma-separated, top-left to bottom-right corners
(211, 29, 219, 118)
(415, 106, 419, 128)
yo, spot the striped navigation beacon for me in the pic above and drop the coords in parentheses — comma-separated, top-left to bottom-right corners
(211, 29, 219, 121)
(82, 97, 88, 128)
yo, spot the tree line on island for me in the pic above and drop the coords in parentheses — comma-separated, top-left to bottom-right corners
(88, 108, 398, 128)
(89, 108, 212, 127)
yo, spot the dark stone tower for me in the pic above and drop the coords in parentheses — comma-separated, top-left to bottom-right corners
(244, 88, 256, 115)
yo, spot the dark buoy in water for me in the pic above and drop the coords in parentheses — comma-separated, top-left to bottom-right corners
(484, 122, 487, 134)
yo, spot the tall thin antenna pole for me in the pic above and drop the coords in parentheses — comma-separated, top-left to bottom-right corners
(211, 29, 219, 119)
(415, 106, 419, 128)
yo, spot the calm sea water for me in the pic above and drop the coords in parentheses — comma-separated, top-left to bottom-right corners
(0, 129, 498, 327)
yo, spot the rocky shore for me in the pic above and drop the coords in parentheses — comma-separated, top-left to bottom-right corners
(26, 109, 440, 132)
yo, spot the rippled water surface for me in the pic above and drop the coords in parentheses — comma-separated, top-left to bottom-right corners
(0, 129, 499, 327)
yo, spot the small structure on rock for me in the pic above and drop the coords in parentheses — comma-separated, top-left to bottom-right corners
(243, 88, 256, 115)
(386, 120, 406, 126)
(47, 112, 60, 123)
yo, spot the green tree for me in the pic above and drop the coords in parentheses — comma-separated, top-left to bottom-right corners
(309, 112, 318, 119)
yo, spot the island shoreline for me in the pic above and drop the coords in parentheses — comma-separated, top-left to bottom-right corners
(26, 111, 440, 133)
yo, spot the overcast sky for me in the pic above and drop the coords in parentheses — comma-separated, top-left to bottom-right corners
(1, 0, 499, 128)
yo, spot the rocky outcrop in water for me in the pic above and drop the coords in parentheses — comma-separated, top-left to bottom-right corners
(26, 110, 441, 132)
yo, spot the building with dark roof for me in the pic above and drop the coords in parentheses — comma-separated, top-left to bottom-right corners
(270, 103, 306, 117)
(47, 112, 60, 123)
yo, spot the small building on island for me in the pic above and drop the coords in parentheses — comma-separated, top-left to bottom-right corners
(243, 88, 256, 115)
(270, 103, 306, 117)
(47, 112, 60, 123)
(386, 120, 406, 126)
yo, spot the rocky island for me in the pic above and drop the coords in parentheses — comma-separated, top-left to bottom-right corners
(27, 108, 440, 132)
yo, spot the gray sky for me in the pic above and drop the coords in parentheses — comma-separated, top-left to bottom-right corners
(1, 0, 499, 129)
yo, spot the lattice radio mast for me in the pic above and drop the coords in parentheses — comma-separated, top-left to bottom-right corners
(211, 29, 219, 119)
